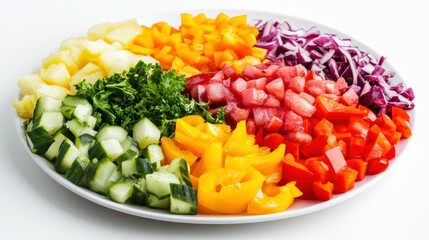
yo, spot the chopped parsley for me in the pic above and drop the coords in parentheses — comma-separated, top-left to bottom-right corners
(75, 61, 225, 137)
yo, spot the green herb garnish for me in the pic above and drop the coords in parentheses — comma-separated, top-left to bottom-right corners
(75, 61, 225, 137)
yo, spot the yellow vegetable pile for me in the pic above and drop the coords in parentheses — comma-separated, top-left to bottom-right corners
(161, 115, 302, 214)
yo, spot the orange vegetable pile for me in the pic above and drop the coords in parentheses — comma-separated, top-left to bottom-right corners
(128, 13, 267, 76)
(161, 115, 302, 214)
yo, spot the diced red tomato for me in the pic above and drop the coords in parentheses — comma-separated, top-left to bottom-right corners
(307, 79, 326, 96)
(289, 76, 305, 93)
(265, 77, 285, 100)
(252, 107, 277, 128)
(284, 89, 316, 118)
(206, 83, 226, 104)
(340, 88, 359, 106)
(247, 77, 267, 90)
(230, 77, 247, 95)
(275, 66, 297, 85)
(263, 95, 281, 107)
(241, 88, 268, 107)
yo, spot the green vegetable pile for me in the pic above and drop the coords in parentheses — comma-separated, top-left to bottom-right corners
(75, 61, 225, 137)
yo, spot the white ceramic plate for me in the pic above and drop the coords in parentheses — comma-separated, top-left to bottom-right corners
(16, 9, 414, 224)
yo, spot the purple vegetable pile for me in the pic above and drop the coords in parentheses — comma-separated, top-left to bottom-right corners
(253, 19, 415, 116)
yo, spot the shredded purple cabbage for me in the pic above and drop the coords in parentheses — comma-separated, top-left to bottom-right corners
(253, 19, 415, 116)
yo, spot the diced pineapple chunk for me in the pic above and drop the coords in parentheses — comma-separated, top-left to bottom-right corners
(13, 95, 38, 119)
(70, 62, 105, 92)
(129, 54, 158, 67)
(43, 50, 78, 75)
(60, 37, 88, 68)
(105, 26, 141, 47)
(81, 39, 122, 62)
(36, 83, 70, 100)
(40, 63, 71, 88)
(99, 50, 134, 76)
(87, 22, 111, 41)
(17, 74, 43, 96)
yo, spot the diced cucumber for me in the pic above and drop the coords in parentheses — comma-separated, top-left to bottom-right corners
(33, 96, 62, 121)
(60, 105, 75, 119)
(88, 139, 124, 161)
(107, 181, 134, 204)
(141, 144, 164, 171)
(33, 112, 64, 135)
(65, 119, 97, 137)
(26, 127, 55, 155)
(169, 183, 197, 215)
(45, 132, 67, 161)
(106, 167, 122, 188)
(96, 125, 128, 142)
(65, 156, 90, 187)
(167, 158, 192, 186)
(146, 172, 180, 200)
(120, 136, 139, 153)
(85, 158, 117, 194)
(121, 158, 153, 176)
(54, 139, 81, 174)
(62, 95, 93, 111)
(115, 149, 139, 166)
(147, 193, 170, 209)
(131, 177, 147, 205)
(133, 118, 160, 149)
(75, 133, 95, 157)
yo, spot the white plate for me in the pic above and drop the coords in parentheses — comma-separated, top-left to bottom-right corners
(16, 9, 414, 224)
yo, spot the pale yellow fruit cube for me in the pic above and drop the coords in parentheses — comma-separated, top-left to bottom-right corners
(60, 37, 88, 68)
(70, 62, 105, 92)
(81, 39, 121, 63)
(43, 50, 79, 75)
(36, 83, 70, 100)
(105, 26, 141, 47)
(129, 54, 158, 67)
(17, 74, 43, 96)
(87, 22, 111, 40)
(13, 94, 38, 119)
(99, 50, 133, 76)
(40, 63, 71, 89)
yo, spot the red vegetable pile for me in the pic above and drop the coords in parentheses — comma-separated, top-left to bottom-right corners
(185, 59, 412, 201)
(252, 19, 415, 116)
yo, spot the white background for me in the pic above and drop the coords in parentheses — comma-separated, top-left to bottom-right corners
(0, 0, 428, 239)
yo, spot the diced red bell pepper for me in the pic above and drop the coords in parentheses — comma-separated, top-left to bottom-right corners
(313, 181, 334, 201)
(358, 104, 377, 123)
(281, 154, 315, 195)
(347, 158, 368, 181)
(313, 118, 334, 136)
(391, 106, 411, 122)
(260, 133, 285, 151)
(305, 157, 330, 183)
(315, 95, 365, 121)
(300, 135, 329, 158)
(333, 167, 358, 193)
(366, 158, 389, 175)
(348, 116, 370, 138)
(324, 146, 347, 174)
(393, 117, 412, 139)
(284, 140, 300, 160)
(348, 137, 366, 159)
(364, 132, 392, 161)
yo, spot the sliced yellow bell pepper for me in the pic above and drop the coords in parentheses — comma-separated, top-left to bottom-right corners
(198, 167, 264, 214)
(247, 182, 302, 214)
(160, 136, 198, 166)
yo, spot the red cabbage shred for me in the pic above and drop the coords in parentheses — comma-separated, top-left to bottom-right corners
(252, 19, 415, 116)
